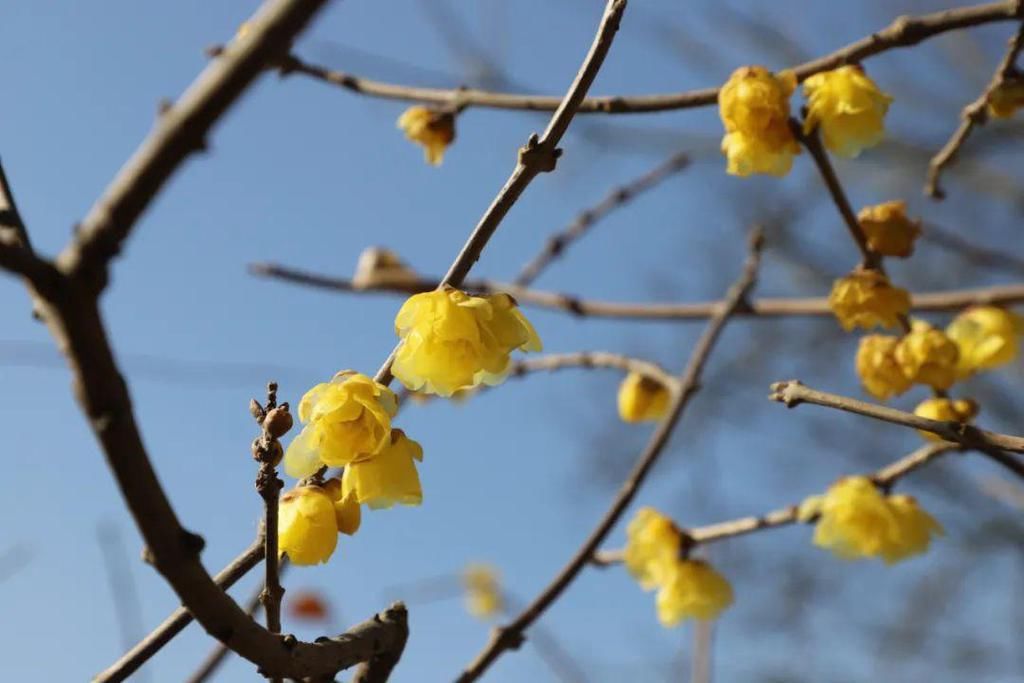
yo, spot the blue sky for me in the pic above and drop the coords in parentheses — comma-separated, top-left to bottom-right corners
(2, 1, 1023, 681)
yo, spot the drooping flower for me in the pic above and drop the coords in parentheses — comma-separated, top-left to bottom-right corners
(397, 106, 455, 165)
(655, 559, 734, 626)
(321, 477, 362, 535)
(617, 372, 671, 423)
(894, 320, 959, 391)
(462, 564, 504, 619)
(278, 486, 340, 566)
(284, 371, 398, 478)
(880, 494, 944, 564)
(987, 78, 1024, 119)
(718, 66, 800, 177)
(393, 287, 541, 397)
(856, 201, 921, 258)
(913, 397, 978, 441)
(828, 269, 911, 331)
(342, 429, 424, 509)
(802, 65, 892, 157)
(624, 507, 683, 591)
(946, 306, 1021, 377)
(856, 335, 912, 400)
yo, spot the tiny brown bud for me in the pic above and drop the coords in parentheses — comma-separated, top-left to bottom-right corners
(249, 398, 265, 422)
(263, 406, 293, 438)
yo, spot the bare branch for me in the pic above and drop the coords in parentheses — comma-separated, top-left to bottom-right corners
(926, 20, 1024, 198)
(455, 231, 764, 682)
(185, 573, 270, 683)
(509, 352, 675, 388)
(0, 157, 31, 250)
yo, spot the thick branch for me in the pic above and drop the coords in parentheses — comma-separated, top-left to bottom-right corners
(925, 20, 1024, 198)
(274, 2, 1020, 115)
(455, 231, 763, 682)
(249, 262, 1024, 321)
(350, 604, 411, 683)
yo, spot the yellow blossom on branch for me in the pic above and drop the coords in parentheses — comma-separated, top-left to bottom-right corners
(881, 494, 944, 563)
(393, 287, 541, 397)
(828, 269, 910, 331)
(397, 106, 456, 165)
(894, 320, 960, 391)
(718, 66, 800, 177)
(913, 397, 978, 441)
(802, 65, 892, 157)
(321, 477, 362, 536)
(856, 335, 912, 400)
(278, 486, 340, 566)
(655, 559, 734, 626)
(342, 429, 424, 509)
(284, 371, 398, 478)
(856, 201, 921, 258)
(987, 78, 1024, 119)
(624, 507, 683, 591)
(462, 564, 504, 619)
(946, 306, 1022, 377)
(617, 372, 671, 423)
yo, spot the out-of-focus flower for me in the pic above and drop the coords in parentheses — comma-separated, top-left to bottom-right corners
(856, 201, 921, 258)
(856, 335, 912, 400)
(987, 78, 1024, 119)
(617, 372, 671, 423)
(894, 320, 959, 391)
(913, 397, 978, 441)
(352, 247, 419, 289)
(342, 429, 424, 509)
(946, 306, 1022, 377)
(881, 494, 944, 563)
(393, 287, 541, 397)
(278, 486, 339, 566)
(829, 269, 910, 331)
(462, 564, 504, 619)
(718, 66, 800, 177)
(288, 590, 331, 621)
(284, 371, 398, 478)
(802, 65, 891, 157)
(397, 106, 455, 165)
(655, 559, 734, 626)
(624, 507, 683, 591)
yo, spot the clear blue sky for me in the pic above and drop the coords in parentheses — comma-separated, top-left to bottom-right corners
(2, 1, 1023, 681)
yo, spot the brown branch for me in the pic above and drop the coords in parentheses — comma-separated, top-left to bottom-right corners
(455, 230, 763, 682)
(922, 222, 1024, 276)
(513, 151, 689, 286)
(509, 352, 675, 388)
(349, 604, 411, 683)
(249, 262, 1024, 322)
(0, 160, 57, 292)
(0, 157, 31, 250)
(372, 0, 630, 385)
(925, 20, 1024, 198)
(769, 381, 1024, 466)
(592, 442, 958, 566)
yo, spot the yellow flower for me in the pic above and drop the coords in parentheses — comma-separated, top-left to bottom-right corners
(856, 335, 912, 400)
(462, 564, 504, 619)
(655, 559, 734, 626)
(397, 106, 455, 165)
(857, 201, 921, 258)
(321, 478, 362, 536)
(987, 78, 1024, 119)
(278, 486, 339, 566)
(718, 66, 800, 177)
(913, 397, 978, 441)
(828, 269, 911, 331)
(946, 306, 1021, 377)
(617, 373, 671, 423)
(881, 494, 943, 564)
(342, 429, 424, 509)
(624, 507, 682, 591)
(284, 371, 398, 478)
(393, 287, 542, 397)
(894, 320, 959, 391)
(802, 65, 892, 157)
(352, 247, 418, 289)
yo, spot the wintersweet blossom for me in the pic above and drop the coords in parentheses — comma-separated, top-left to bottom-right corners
(617, 372, 671, 423)
(913, 397, 978, 441)
(894, 320, 959, 391)
(342, 429, 424, 509)
(987, 78, 1024, 119)
(393, 287, 541, 397)
(718, 66, 800, 177)
(462, 564, 504, 619)
(655, 559, 734, 626)
(284, 371, 398, 478)
(278, 486, 340, 565)
(857, 201, 921, 258)
(828, 269, 910, 331)
(625, 507, 683, 591)
(397, 106, 455, 165)
(946, 306, 1021, 377)
(802, 65, 892, 157)
(856, 335, 912, 400)
(321, 477, 362, 536)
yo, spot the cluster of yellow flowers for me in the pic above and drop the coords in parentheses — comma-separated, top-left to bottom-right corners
(462, 564, 504, 619)
(800, 476, 943, 564)
(624, 508, 734, 626)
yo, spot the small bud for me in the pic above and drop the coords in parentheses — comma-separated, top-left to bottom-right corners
(263, 406, 293, 438)
(249, 398, 265, 422)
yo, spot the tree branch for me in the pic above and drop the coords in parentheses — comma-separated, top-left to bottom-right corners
(509, 352, 675, 388)
(925, 19, 1024, 198)
(455, 230, 764, 682)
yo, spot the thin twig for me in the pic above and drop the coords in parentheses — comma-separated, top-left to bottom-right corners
(769, 381, 1024, 467)
(922, 223, 1024, 276)
(509, 352, 676, 388)
(925, 20, 1024, 198)
(271, 1, 1022, 114)
(372, 0, 630, 385)
(513, 151, 689, 286)
(455, 230, 763, 682)
(250, 262, 1024, 321)
(0, 157, 31, 250)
